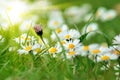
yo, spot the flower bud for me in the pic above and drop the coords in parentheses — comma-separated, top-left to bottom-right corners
(34, 25, 43, 36)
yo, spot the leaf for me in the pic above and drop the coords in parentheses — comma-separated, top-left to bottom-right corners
(79, 33, 89, 42)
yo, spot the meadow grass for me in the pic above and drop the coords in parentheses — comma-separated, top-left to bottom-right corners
(0, 0, 120, 80)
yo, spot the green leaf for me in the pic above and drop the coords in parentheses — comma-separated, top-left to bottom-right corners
(79, 33, 89, 42)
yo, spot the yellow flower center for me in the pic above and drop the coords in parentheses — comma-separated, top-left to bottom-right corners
(83, 46, 89, 51)
(61, 40, 66, 45)
(27, 37, 31, 40)
(53, 21, 59, 26)
(25, 46, 32, 51)
(35, 48, 41, 53)
(65, 34, 71, 39)
(107, 15, 112, 19)
(113, 50, 120, 55)
(101, 56, 110, 61)
(92, 49, 100, 54)
(68, 51, 75, 56)
(68, 44, 75, 49)
(96, 11, 101, 17)
(49, 47, 57, 54)
(87, 27, 93, 32)
(56, 28, 62, 33)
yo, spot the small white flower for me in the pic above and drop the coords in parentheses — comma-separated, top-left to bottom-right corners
(32, 43, 44, 55)
(82, 23, 98, 40)
(96, 7, 106, 20)
(79, 45, 90, 56)
(66, 49, 80, 59)
(83, 23, 98, 33)
(101, 10, 117, 21)
(18, 45, 32, 54)
(48, 43, 62, 57)
(51, 24, 68, 40)
(113, 34, 120, 45)
(48, 18, 64, 29)
(64, 39, 81, 50)
(96, 7, 117, 21)
(61, 29, 81, 40)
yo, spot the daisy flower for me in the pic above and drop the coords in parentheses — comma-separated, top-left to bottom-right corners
(82, 23, 98, 39)
(79, 45, 90, 56)
(48, 43, 62, 57)
(18, 45, 33, 55)
(101, 10, 117, 21)
(51, 24, 68, 40)
(96, 53, 112, 62)
(66, 49, 80, 59)
(62, 39, 82, 59)
(32, 43, 44, 55)
(109, 47, 120, 60)
(96, 7, 117, 21)
(113, 34, 120, 45)
(96, 7, 106, 20)
(61, 29, 81, 40)
(63, 39, 81, 50)
(83, 23, 98, 33)
(89, 44, 101, 55)
(48, 18, 64, 29)
(113, 34, 120, 52)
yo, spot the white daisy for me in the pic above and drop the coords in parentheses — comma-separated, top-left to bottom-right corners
(18, 45, 32, 55)
(96, 7, 106, 20)
(66, 49, 80, 59)
(61, 29, 81, 40)
(79, 45, 90, 56)
(83, 23, 98, 33)
(96, 7, 117, 21)
(51, 24, 68, 40)
(48, 43, 62, 57)
(48, 18, 64, 29)
(97, 53, 112, 62)
(32, 43, 43, 55)
(101, 10, 117, 21)
(64, 39, 81, 50)
(113, 34, 120, 45)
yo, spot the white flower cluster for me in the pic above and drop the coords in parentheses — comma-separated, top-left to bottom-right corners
(48, 26, 82, 59)
(47, 8, 120, 61)
(14, 33, 44, 55)
(48, 26, 120, 61)
(64, 5, 117, 23)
